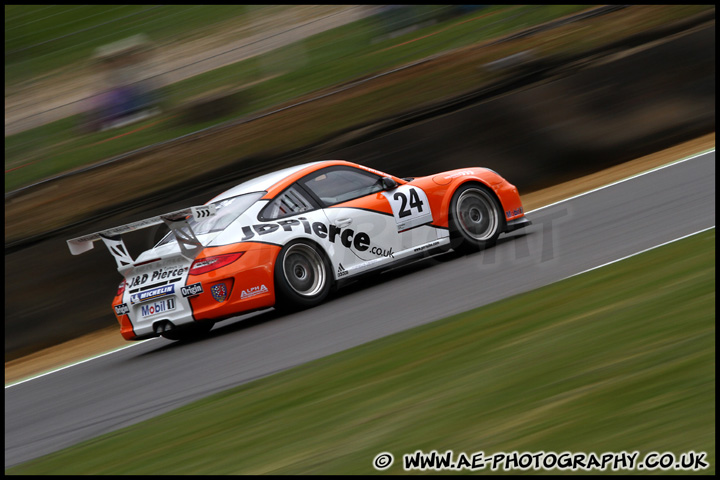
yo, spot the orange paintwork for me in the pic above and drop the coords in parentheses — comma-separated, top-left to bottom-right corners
(187, 243, 280, 322)
(322, 164, 524, 229)
(112, 243, 281, 340)
(111, 290, 136, 341)
(110, 160, 526, 340)
(409, 167, 522, 228)
(332, 191, 395, 215)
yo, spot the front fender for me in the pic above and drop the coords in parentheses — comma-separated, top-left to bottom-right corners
(410, 168, 521, 228)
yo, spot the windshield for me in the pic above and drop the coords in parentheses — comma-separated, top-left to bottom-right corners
(156, 191, 265, 247)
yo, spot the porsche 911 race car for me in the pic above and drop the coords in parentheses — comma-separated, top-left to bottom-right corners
(68, 160, 530, 341)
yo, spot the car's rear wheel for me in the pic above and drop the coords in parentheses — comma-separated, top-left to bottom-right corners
(274, 240, 332, 311)
(449, 183, 504, 253)
(160, 320, 214, 341)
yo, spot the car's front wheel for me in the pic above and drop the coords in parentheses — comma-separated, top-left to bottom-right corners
(449, 183, 504, 253)
(274, 240, 333, 311)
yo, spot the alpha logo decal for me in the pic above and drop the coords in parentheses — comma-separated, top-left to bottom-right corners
(241, 284, 269, 299)
(211, 283, 228, 302)
(239, 218, 371, 252)
(181, 282, 204, 297)
(337, 263, 348, 277)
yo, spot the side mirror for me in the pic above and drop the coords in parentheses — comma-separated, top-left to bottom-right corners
(381, 176, 398, 190)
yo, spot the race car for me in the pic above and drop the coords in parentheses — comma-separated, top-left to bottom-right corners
(67, 160, 530, 341)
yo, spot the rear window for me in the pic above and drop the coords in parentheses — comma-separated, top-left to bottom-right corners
(261, 185, 314, 220)
(156, 191, 264, 246)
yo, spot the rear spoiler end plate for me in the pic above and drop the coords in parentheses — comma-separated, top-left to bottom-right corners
(67, 205, 217, 268)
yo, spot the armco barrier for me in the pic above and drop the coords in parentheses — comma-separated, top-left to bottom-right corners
(4, 23, 714, 360)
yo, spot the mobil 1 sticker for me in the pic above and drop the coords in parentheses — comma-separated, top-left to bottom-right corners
(382, 185, 433, 231)
(141, 298, 176, 318)
(181, 282, 204, 297)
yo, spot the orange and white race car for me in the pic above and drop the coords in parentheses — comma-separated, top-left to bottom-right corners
(68, 160, 530, 341)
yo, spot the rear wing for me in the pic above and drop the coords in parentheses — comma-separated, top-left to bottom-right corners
(67, 205, 217, 269)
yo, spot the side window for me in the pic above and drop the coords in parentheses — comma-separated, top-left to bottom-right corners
(299, 167, 383, 205)
(261, 185, 314, 220)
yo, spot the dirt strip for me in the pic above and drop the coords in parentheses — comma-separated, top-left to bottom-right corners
(4, 133, 714, 385)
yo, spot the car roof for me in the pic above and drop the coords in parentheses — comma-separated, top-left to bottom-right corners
(208, 160, 397, 204)
(208, 161, 323, 203)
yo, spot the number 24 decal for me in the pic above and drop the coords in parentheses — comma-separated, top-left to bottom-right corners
(393, 189, 424, 218)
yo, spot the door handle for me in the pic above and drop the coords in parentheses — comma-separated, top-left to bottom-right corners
(334, 218, 353, 228)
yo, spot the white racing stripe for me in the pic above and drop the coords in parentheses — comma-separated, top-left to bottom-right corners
(5, 148, 715, 388)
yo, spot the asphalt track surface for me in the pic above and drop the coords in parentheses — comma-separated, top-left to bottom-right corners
(5, 152, 715, 468)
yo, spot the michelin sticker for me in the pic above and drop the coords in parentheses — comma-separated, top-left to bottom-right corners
(130, 285, 174, 305)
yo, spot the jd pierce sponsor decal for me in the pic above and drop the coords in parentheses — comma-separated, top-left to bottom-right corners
(239, 218, 371, 252)
(127, 265, 189, 288)
(240, 284, 269, 299)
(370, 246, 394, 258)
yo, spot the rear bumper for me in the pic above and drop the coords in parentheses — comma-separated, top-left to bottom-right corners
(504, 216, 532, 233)
(116, 268, 276, 340)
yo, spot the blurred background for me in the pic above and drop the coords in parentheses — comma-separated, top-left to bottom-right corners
(6, 5, 486, 177)
(4, 5, 715, 358)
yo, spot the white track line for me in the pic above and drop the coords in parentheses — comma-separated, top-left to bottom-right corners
(527, 148, 714, 214)
(5, 340, 155, 388)
(564, 226, 715, 280)
(5, 148, 715, 388)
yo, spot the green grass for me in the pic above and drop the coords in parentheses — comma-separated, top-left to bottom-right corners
(7, 230, 715, 474)
(4, 5, 273, 85)
(5, 5, 712, 194)
(4, 5, 596, 192)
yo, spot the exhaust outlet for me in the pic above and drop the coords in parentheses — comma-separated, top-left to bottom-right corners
(153, 320, 175, 334)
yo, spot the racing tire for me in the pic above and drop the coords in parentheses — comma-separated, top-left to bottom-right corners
(160, 320, 214, 341)
(274, 240, 333, 311)
(448, 183, 504, 254)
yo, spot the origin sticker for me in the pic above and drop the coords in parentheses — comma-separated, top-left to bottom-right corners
(181, 282, 204, 297)
(114, 303, 130, 316)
